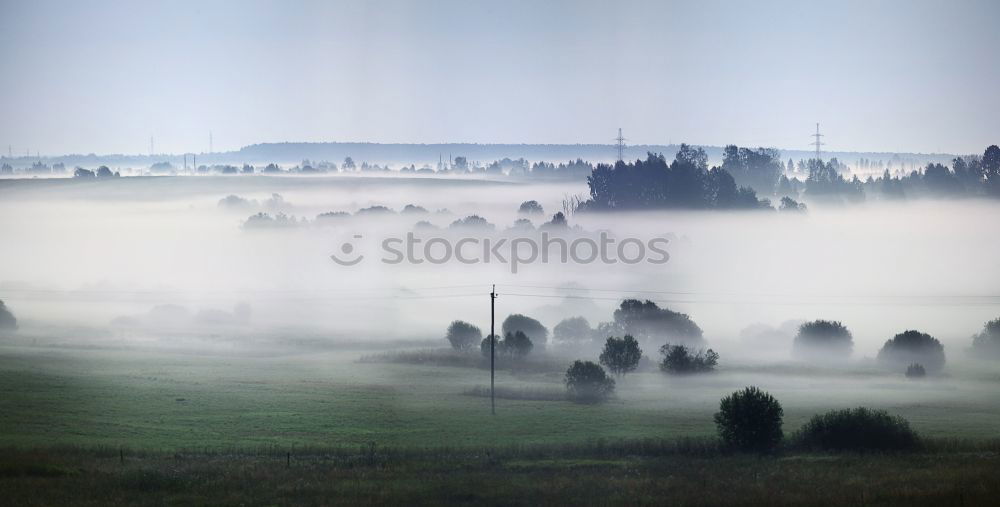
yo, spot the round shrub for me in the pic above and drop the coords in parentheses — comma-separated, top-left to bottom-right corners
(877, 330, 945, 373)
(564, 360, 615, 403)
(792, 320, 853, 362)
(795, 407, 919, 451)
(714, 386, 783, 452)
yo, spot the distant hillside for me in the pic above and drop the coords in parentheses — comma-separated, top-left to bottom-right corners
(1, 141, 962, 172)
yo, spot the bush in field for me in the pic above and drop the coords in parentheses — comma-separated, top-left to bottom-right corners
(0, 300, 17, 330)
(502, 314, 548, 348)
(445, 320, 482, 351)
(792, 320, 853, 362)
(877, 330, 945, 373)
(795, 407, 919, 451)
(599, 335, 642, 377)
(971, 318, 1000, 359)
(659, 343, 718, 374)
(905, 363, 926, 378)
(564, 360, 615, 403)
(714, 386, 783, 452)
(502, 331, 534, 359)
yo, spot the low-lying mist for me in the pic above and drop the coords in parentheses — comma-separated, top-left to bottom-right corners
(1, 175, 998, 365)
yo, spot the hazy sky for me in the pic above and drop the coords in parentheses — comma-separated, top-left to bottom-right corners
(1, 0, 997, 156)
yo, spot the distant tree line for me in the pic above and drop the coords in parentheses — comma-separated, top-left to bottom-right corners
(580, 143, 1000, 210)
(583, 145, 773, 210)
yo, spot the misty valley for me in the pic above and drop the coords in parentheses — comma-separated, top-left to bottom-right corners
(2, 152, 1000, 504)
(2, 0, 1000, 502)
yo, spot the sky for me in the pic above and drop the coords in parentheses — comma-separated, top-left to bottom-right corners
(0, 0, 997, 156)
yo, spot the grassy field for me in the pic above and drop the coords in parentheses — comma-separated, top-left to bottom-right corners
(2, 341, 1000, 504)
(2, 342, 1000, 450)
(1, 446, 998, 506)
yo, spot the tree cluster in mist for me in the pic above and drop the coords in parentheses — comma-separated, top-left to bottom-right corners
(584, 144, 1000, 211)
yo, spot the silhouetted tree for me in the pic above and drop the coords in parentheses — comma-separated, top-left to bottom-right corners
(502, 314, 548, 348)
(502, 331, 534, 359)
(564, 360, 615, 403)
(449, 215, 495, 230)
(480, 334, 500, 359)
(792, 320, 853, 362)
(714, 386, 784, 452)
(971, 318, 1000, 359)
(445, 320, 482, 351)
(985, 145, 1000, 195)
(518, 200, 544, 215)
(599, 335, 642, 377)
(584, 148, 771, 210)
(539, 211, 569, 231)
(921, 163, 963, 196)
(613, 299, 704, 347)
(659, 343, 718, 374)
(877, 330, 945, 373)
(401, 204, 428, 214)
(0, 300, 17, 330)
(722, 145, 784, 195)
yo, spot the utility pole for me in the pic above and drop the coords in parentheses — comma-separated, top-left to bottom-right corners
(490, 284, 497, 415)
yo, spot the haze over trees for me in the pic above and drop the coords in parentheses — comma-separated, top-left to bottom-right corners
(0, 300, 17, 330)
(971, 318, 1000, 359)
(584, 146, 772, 210)
(564, 360, 615, 403)
(517, 200, 544, 215)
(553, 316, 594, 350)
(502, 314, 548, 348)
(501, 331, 534, 359)
(877, 330, 946, 373)
(445, 320, 482, 351)
(659, 344, 719, 374)
(905, 363, 927, 378)
(721, 145, 784, 195)
(611, 299, 704, 348)
(792, 320, 853, 362)
(598, 335, 642, 377)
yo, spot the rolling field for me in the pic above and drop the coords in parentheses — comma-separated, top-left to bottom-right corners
(2, 341, 1000, 505)
(2, 342, 1000, 451)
